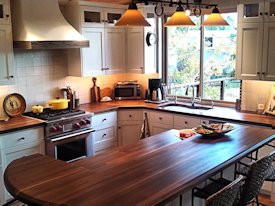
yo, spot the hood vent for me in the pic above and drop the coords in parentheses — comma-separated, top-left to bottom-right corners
(11, 0, 89, 50)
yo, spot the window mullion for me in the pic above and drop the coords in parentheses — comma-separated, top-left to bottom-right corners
(199, 15, 204, 98)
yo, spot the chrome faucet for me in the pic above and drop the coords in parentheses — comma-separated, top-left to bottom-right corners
(189, 85, 201, 107)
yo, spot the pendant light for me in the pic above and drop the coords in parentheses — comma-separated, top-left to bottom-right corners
(164, 3, 195, 27)
(202, 7, 229, 26)
(115, 2, 151, 27)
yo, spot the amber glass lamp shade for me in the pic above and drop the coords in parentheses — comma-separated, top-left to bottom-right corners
(165, 6, 195, 27)
(202, 7, 229, 26)
(115, 3, 151, 27)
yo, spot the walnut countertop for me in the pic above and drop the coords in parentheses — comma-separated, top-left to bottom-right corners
(79, 100, 275, 128)
(0, 116, 45, 134)
(1, 100, 274, 134)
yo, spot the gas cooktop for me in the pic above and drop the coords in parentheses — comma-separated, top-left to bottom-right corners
(24, 108, 86, 121)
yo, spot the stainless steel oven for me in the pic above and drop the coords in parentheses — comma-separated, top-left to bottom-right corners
(24, 109, 94, 163)
(46, 128, 94, 162)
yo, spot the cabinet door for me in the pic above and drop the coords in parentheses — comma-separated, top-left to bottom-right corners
(118, 121, 143, 146)
(0, 166, 4, 205)
(81, 6, 105, 27)
(81, 27, 105, 76)
(236, 23, 263, 80)
(105, 28, 126, 74)
(264, 0, 275, 22)
(104, 8, 125, 26)
(0, 25, 14, 85)
(127, 27, 144, 73)
(150, 122, 173, 136)
(2, 141, 44, 200)
(238, 1, 265, 23)
(174, 115, 201, 129)
(0, 0, 10, 25)
(262, 22, 275, 80)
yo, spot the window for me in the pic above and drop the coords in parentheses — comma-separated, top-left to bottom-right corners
(166, 12, 240, 102)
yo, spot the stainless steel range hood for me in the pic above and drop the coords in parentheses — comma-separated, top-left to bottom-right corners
(11, 0, 89, 50)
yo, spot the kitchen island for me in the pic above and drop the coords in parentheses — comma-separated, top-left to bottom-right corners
(4, 125, 275, 206)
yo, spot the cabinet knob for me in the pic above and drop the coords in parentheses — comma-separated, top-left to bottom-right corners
(6, 14, 10, 18)
(159, 117, 162, 120)
(101, 68, 105, 71)
(129, 115, 132, 118)
(265, 12, 268, 15)
(262, 72, 266, 75)
(102, 134, 107, 138)
(102, 118, 107, 122)
(260, 12, 263, 16)
(118, 126, 121, 129)
(9, 75, 14, 79)
(257, 72, 260, 75)
(185, 121, 188, 124)
(105, 68, 110, 70)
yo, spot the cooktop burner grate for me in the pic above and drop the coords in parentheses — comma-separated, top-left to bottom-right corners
(24, 108, 85, 121)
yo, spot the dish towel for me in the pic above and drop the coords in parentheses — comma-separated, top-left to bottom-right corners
(140, 112, 150, 139)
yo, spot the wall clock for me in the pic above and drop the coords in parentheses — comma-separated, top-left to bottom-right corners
(3, 93, 26, 117)
(146, 32, 157, 47)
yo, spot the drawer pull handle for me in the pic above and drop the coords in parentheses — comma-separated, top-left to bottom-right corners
(102, 118, 107, 122)
(18, 137, 25, 141)
(102, 134, 107, 138)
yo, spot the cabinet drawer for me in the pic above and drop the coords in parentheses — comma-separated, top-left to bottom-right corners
(174, 115, 201, 129)
(118, 109, 143, 121)
(93, 126, 116, 143)
(92, 111, 117, 128)
(0, 127, 44, 149)
(94, 139, 117, 153)
(149, 111, 173, 125)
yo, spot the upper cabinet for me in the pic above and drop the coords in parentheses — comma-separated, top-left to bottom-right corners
(0, 0, 10, 25)
(0, 0, 14, 85)
(61, 2, 126, 77)
(127, 7, 158, 74)
(237, 0, 275, 81)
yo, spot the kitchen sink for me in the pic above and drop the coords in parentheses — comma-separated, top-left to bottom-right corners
(159, 103, 212, 113)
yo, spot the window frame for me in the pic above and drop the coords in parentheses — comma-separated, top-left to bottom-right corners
(161, 9, 240, 106)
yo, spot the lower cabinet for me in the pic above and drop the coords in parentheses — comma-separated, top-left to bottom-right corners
(92, 111, 117, 155)
(173, 114, 208, 130)
(149, 111, 174, 136)
(118, 109, 143, 146)
(0, 126, 44, 204)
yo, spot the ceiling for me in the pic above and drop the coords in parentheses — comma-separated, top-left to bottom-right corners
(59, 0, 131, 5)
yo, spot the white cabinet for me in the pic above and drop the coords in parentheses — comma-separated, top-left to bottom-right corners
(62, 2, 126, 77)
(173, 114, 202, 130)
(118, 109, 143, 146)
(237, 0, 275, 80)
(0, 0, 14, 85)
(92, 111, 117, 155)
(149, 111, 174, 135)
(126, 7, 157, 74)
(0, 0, 10, 25)
(0, 127, 44, 203)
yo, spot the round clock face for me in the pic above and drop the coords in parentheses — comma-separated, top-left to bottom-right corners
(146, 32, 157, 47)
(3, 93, 26, 117)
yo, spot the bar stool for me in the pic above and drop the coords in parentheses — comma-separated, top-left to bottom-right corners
(192, 150, 275, 206)
(205, 175, 243, 206)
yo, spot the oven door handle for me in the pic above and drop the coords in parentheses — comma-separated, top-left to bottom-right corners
(50, 129, 95, 143)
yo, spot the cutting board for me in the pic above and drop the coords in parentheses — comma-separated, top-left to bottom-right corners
(91, 77, 101, 102)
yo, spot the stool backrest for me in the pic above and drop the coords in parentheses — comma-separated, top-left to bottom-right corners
(238, 150, 275, 205)
(206, 175, 243, 206)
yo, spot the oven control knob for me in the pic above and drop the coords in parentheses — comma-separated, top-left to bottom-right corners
(74, 123, 81, 129)
(50, 126, 57, 133)
(85, 119, 91, 125)
(80, 120, 86, 125)
(57, 125, 63, 131)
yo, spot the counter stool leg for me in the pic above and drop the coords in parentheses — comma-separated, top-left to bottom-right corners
(191, 189, 195, 206)
(179, 195, 182, 206)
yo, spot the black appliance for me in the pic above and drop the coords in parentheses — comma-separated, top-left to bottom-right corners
(146, 78, 166, 103)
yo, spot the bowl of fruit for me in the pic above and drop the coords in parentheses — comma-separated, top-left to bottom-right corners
(193, 123, 234, 137)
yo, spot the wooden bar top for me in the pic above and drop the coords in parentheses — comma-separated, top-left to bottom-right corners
(4, 125, 275, 206)
(0, 116, 44, 134)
